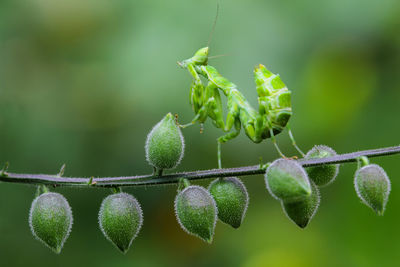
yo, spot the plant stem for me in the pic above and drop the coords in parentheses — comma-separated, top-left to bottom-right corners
(0, 145, 399, 188)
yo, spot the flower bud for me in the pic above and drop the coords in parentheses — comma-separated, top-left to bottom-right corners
(29, 192, 73, 254)
(99, 193, 143, 253)
(145, 113, 184, 170)
(265, 159, 311, 202)
(175, 185, 217, 243)
(208, 177, 249, 229)
(305, 145, 339, 186)
(354, 164, 390, 215)
(282, 181, 320, 228)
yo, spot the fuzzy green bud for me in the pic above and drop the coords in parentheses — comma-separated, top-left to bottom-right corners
(282, 181, 320, 228)
(354, 164, 390, 215)
(99, 193, 143, 253)
(145, 113, 184, 170)
(305, 145, 339, 186)
(208, 177, 249, 229)
(29, 192, 73, 254)
(265, 159, 311, 202)
(175, 185, 217, 243)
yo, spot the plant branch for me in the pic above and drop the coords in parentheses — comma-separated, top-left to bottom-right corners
(1, 145, 399, 188)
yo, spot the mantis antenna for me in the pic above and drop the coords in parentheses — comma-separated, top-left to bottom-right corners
(207, 2, 220, 48)
(208, 54, 229, 60)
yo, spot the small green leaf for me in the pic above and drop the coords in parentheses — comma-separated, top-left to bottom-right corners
(209, 177, 249, 229)
(175, 186, 217, 243)
(305, 145, 339, 186)
(99, 193, 143, 253)
(354, 164, 390, 215)
(145, 113, 184, 170)
(29, 192, 73, 254)
(282, 181, 320, 228)
(265, 159, 311, 202)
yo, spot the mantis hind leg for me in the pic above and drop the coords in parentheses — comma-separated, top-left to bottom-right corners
(286, 123, 305, 157)
(269, 124, 304, 159)
(257, 95, 289, 157)
(264, 118, 287, 158)
(269, 127, 286, 158)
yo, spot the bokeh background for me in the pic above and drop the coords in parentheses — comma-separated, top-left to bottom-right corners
(1, 0, 399, 266)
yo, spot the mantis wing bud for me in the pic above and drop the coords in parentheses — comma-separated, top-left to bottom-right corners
(305, 145, 340, 186)
(265, 159, 311, 203)
(29, 192, 73, 254)
(282, 181, 320, 228)
(98, 193, 143, 253)
(354, 164, 390, 215)
(174, 185, 217, 243)
(145, 113, 184, 171)
(208, 177, 249, 229)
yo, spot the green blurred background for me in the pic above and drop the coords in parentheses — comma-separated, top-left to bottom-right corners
(0, 0, 399, 266)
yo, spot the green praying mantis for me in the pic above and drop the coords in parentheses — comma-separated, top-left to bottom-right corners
(178, 47, 304, 168)
(177, 9, 303, 168)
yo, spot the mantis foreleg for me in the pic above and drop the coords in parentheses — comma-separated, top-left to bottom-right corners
(188, 64, 204, 109)
(181, 81, 225, 131)
(206, 83, 225, 130)
(181, 64, 206, 128)
(217, 117, 241, 168)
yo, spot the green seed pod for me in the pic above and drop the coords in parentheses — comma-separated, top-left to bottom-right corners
(265, 159, 311, 203)
(145, 113, 184, 170)
(282, 181, 320, 228)
(354, 164, 390, 215)
(208, 177, 249, 229)
(175, 185, 217, 243)
(99, 193, 143, 253)
(29, 192, 73, 254)
(305, 145, 339, 186)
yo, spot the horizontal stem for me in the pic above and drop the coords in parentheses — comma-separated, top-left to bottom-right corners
(1, 145, 399, 188)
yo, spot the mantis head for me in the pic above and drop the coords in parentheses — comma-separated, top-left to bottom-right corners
(178, 47, 209, 68)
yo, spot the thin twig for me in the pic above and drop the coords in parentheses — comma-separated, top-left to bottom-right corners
(0, 145, 399, 188)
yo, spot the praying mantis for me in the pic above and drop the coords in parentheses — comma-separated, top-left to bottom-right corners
(178, 47, 304, 168)
(177, 7, 303, 168)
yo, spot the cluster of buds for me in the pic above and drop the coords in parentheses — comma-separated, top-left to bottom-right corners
(25, 114, 391, 253)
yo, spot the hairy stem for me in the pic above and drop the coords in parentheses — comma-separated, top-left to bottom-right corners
(1, 145, 399, 188)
